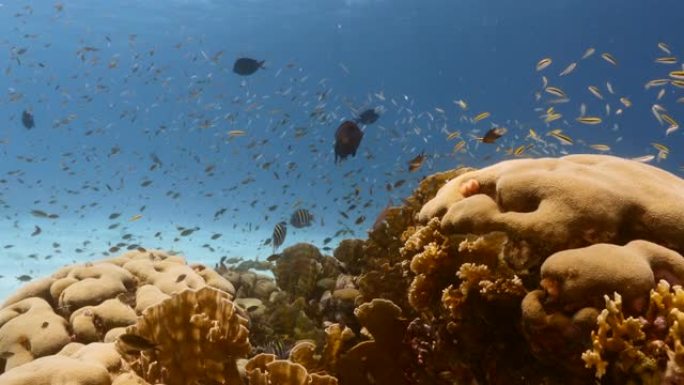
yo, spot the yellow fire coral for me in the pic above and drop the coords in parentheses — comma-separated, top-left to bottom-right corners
(120, 286, 250, 385)
(582, 281, 684, 383)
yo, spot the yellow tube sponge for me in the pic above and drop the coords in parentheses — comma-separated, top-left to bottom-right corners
(121, 287, 250, 385)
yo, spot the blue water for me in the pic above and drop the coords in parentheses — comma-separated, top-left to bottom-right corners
(0, 0, 683, 300)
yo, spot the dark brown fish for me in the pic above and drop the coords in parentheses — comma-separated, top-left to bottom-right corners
(408, 152, 426, 172)
(22, 110, 35, 129)
(16, 275, 32, 282)
(334, 121, 363, 164)
(481, 127, 507, 143)
(233, 58, 265, 76)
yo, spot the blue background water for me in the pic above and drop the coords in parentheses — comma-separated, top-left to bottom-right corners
(0, 0, 683, 299)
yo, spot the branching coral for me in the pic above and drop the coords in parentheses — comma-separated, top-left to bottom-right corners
(358, 169, 470, 313)
(120, 286, 250, 385)
(581, 281, 684, 384)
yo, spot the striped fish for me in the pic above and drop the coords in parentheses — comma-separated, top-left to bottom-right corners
(272, 221, 287, 252)
(290, 208, 314, 229)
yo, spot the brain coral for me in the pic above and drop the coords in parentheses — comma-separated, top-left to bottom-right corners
(419, 154, 684, 270)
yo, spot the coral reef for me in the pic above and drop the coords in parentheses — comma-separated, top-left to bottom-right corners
(359, 168, 469, 313)
(521, 241, 684, 375)
(4, 154, 684, 385)
(0, 249, 239, 383)
(405, 154, 684, 384)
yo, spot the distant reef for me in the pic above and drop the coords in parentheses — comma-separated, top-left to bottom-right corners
(2, 154, 684, 385)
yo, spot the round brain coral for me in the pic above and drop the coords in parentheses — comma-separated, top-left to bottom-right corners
(419, 154, 684, 268)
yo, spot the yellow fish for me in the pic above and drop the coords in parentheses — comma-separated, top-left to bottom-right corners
(655, 57, 678, 64)
(601, 52, 618, 65)
(446, 131, 461, 140)
(129, 214, 143, 222)
(473, 112, 490, 123)
(672, 80, 684, 88)
(512, 144, 533, 156)
(536, 58, 552, 71)
(661, 114, 679, 128)
(645, 79, 670, 88)
(527, 128, 540, 140)
(548, 130, 573, 145)
(619, 97, 632, 107)
(452, 140, 466, 153)
(652, 143, 670, 153)
(589, 144, 611, 152)
(227, 130, 246, 137)
(669, 70, 684, 80)
(545, 86, 567, 98)
(576, 116, 602, 125)
(581, 47, 595, 59)
(544, 113, 562, 123)
(588, 85, 603, 100)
